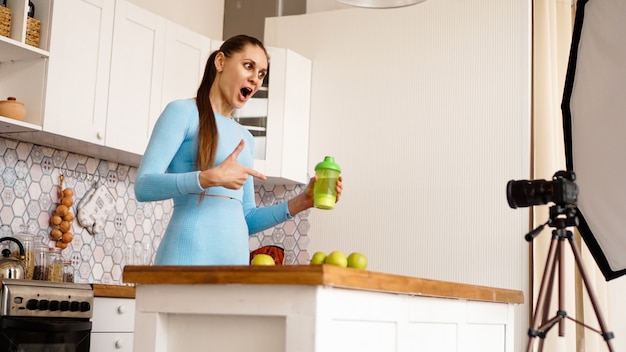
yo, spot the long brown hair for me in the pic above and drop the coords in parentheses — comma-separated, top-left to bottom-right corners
(195, 35, 268, 172)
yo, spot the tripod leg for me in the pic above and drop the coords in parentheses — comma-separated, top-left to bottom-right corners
(566, 232, 615, 352)
(526, 233, 560, 352)
(558, 232, 566, 337)
(537, 238, 560, 352)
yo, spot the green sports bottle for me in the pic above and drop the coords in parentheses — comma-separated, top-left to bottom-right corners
(313, 156, 341, 210)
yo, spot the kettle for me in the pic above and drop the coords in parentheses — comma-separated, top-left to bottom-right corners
(0, 237, 26, 280)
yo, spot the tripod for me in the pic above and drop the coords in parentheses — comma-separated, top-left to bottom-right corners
(525, 204, 615, 352)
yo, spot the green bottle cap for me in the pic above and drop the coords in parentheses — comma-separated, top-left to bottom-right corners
(315, 156, 341, 172)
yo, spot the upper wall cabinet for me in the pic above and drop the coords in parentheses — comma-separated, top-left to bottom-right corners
(263, 47, 311, 185)
(1, 0, 210, 165)
(104, 0, 166, 155)
(0, 0, 51, 132)
(161, 21, 211, 109)
(44, 0, 211, 157)
(43, 0, 114, 145)
(107, 6, 211, 154)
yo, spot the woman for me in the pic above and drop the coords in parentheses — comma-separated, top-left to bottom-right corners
(135, 35, 343, 265)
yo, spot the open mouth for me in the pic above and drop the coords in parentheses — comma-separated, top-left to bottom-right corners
(241, 87, 253, 98)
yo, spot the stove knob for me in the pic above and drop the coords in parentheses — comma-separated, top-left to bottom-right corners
(60, 301, 70, 311)
(39, 300, 49, 310)
(49, 300, 60, 311)
(70, 301, 80, 311)
(26, 299, 38, 310)
(80, 301, 91, 312)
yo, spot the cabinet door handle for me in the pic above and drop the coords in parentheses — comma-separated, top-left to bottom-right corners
(97, 131, 104, 140)
(117, 305, 125, 314)
(115, 338, 124, 349)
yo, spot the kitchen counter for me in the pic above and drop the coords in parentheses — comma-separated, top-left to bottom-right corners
(124, 265, 523, 352)
(123, 264, 522, 304)
(91, 284, 136, 299)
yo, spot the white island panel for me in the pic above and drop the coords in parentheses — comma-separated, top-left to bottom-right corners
(132, 284, 516, 352)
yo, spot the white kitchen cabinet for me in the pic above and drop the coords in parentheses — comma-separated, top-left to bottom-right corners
(1, 0, 211, 166)
(91, 297, 135, 352)
(48, 0, 211, 158)
(44, 0, 158, 152)
(107, 8, 212, 155)
(262, 47, 311, 185)
(104, 0, 166, 155)
(160, 21, 211, 109)
(45, 0, 210, 157)
(43, 0, 114, 145)
(0, 0, 51, 132)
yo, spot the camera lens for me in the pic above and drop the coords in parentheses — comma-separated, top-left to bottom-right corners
(506, 179, 553, 209)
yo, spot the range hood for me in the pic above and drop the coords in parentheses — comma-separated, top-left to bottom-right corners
(223, 0, 306, 40)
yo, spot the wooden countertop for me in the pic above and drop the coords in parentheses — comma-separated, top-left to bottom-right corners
(91, 284, 136, 299)
(123, 265, 523, 304)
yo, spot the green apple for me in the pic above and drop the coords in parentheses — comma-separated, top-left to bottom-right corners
(324, 251, 348, 267)
(251, 253, 275, 266)
(310, 251, 327, 265)
(347, 252, 368, 270)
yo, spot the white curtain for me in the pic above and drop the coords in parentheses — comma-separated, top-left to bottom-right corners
(531, 1, 611, 351)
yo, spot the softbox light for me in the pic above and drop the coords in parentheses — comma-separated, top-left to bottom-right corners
(562, 0, 626, 281)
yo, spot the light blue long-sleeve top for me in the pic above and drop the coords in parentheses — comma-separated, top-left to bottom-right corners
(134, 99, 292, 265)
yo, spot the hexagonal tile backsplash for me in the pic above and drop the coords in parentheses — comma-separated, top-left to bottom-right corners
(0, 137, 310, 284)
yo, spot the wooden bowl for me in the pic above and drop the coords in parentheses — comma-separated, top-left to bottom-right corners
(0, 97, 26, 121)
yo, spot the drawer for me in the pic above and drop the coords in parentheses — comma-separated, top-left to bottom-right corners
(90, 332, 134, 352)
(92, 297, 135, 332)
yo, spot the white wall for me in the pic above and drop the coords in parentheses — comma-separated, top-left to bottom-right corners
(265, 1, 531, 350)
(129, 0, 224, 39)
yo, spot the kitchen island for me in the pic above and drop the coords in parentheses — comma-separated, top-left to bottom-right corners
(123, 265, 523, 352)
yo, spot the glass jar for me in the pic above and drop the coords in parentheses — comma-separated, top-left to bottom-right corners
(48, 247, 63, 282)
(13, 225, 35, 280)
(33, 245, 50, 280)
(62, 259, 74, 283)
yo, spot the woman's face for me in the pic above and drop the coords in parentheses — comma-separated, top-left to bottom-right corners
(214, 44, 268, 113)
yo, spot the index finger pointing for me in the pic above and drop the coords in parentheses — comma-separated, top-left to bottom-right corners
(247, 168, 267, 181)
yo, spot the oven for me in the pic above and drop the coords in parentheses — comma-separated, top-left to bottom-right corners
(0, 278, 94, 352)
